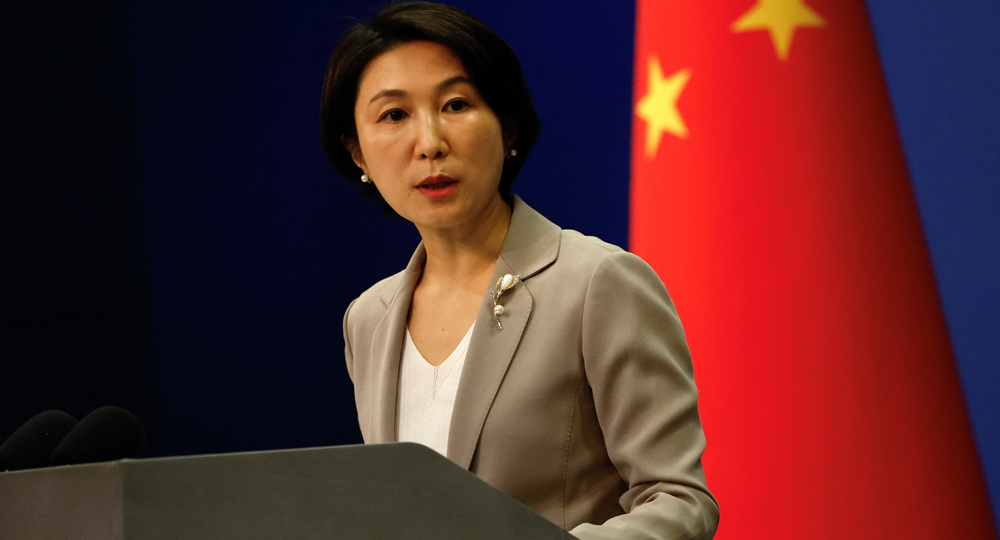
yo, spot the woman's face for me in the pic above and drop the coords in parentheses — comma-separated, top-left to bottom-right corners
(351, 41, 508, 232)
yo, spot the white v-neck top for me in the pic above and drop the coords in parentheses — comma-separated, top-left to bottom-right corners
(397, 322, 476, 457)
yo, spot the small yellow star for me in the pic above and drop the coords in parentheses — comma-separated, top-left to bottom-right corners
(635, 56, 691, 159)
(731, 0, 825, 61)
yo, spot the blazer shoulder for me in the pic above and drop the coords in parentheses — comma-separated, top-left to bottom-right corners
(555, 228, 632, 271)
(348, 269, 407, 323)
(559, 229, 625, 255)
(550, 230, 670, 305)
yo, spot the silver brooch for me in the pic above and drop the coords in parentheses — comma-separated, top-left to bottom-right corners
(489, 273, 520, 330)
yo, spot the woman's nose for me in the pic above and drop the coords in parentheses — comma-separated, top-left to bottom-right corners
(414, 114, 448, 159)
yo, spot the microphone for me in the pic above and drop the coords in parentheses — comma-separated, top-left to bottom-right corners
(49, 406, 146, 466)
(0, 410, 79, 471)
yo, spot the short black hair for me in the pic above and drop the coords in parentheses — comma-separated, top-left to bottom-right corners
(319, 2, 540, 202)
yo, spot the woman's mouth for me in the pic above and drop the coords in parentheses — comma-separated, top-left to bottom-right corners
(420, 181, 454, 190)
(417, 176, 458, 199)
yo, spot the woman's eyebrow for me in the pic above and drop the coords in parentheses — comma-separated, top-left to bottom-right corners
(436, 75, 473, 93)
(368, 88, 407, 104)
(367, 76, 474, 105)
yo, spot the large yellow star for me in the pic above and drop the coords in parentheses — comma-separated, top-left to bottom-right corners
(731, 0, 825, 61)
(635, 56, 691, 159)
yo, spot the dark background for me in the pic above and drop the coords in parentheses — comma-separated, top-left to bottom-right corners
(3, 0, 997, 524)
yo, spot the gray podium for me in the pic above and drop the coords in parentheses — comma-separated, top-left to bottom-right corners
(0, 442, 574, 539)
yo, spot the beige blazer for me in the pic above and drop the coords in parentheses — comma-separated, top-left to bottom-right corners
(343, 197, 719, 539)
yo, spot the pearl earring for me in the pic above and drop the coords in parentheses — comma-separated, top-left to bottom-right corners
(508, 149, 518, 158)
(360, 174, 370, 183)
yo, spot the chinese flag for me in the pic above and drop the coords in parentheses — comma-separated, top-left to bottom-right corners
(630, 1, 996, 538)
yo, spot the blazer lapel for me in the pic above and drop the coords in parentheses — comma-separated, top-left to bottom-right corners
(447, 196, 561, 469)
(367, 244, 425, 443)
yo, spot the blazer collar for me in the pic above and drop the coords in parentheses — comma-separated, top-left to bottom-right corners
(494, 195, 562, 282)
(369, 244, 425, 443)
(368, 196, 562, 467)
(447, 196, 561, 468)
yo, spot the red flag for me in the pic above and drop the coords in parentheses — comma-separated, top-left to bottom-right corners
(630, 1, 995, 537)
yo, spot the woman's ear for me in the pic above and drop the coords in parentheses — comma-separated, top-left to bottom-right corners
(502, 122, 518, 155)
(341, 135, 367, 171)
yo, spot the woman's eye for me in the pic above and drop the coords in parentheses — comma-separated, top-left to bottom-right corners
(380, 110, 406, 122)
(446, 100, 468, 112)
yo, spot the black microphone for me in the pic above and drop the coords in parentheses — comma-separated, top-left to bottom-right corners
(49, 406, 146, 466)
(0, 410, 79, 471)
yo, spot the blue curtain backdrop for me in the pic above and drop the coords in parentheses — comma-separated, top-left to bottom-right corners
(4, 0, 997, 524)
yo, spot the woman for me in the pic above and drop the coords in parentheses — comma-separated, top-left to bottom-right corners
(320, 3, 719, 538)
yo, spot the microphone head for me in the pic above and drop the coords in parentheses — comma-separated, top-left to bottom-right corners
(0, 410, 79, 471)
(49, 406, 146, 467)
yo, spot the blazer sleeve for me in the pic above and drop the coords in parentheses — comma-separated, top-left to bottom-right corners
(343, 297, 358, 383)
(570, 251, 719, 540)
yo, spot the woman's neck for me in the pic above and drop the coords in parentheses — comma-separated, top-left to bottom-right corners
(415, 196, 512, 290)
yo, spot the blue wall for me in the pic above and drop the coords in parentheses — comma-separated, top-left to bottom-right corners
(865, 0, 1000, 518)
(4, 0, 996, 524)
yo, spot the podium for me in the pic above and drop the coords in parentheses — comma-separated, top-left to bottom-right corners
(0, 442, 574, 539)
